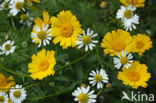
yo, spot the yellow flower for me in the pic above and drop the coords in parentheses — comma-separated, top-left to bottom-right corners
(120, 0, 146, 8)
(100, 1, 107, 8)
(101, 29, 134, 56)
(28, 49, 56, 80)
(31, 12, 52, 47)
(133, 34, 152, 55)
(0, 73, 15, 92)
(26, 0, 40, 3)
(50, 10, 82, 49)
(118, 61, 151, 89)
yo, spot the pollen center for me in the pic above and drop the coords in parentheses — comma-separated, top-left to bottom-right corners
(39, 60, 49, 71)
(0, 96, 4, 102)
(94, 74, 102, 82)
(136, 41, 144, 49)
(37, 31, 46, 40)
(61, 23, 73, 37)
(15, 2, 23, 10)
(5, 44, 11, 50)
(82, 36, 91, 44)
(128, 72, 140, 82)
(112, 40, 125, 52)
(120, 57, 128, 65)
(4, 3, 9, 9)
(124, 10, 133, 18)
(78, 93, 88, 103)
(13, 91, 21, 98)
(20, 14, 28, 21)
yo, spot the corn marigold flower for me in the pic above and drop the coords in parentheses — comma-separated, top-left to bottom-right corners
(1, 40, 16, 55)
(26, 0, 40, 3)
(9, 85, 27, 103)
(28, 49, 56, 80)
(116, 5, 139, 31)
(0, 91, 8, 103)
(120, 0, 146, 8)
(0, 73, 15, 93)
(101, 29, 134, 56)
(113, 50, 133, 69)
(88, 69, 109, 89)
(50, 10, 82, 49)
(31, 12, 52, 47)
(9, 0, 25, 16)
(132, 34, 152, 56)
(72, 86, 97, 103)
(0, 0, 9, 11)
(100, 1, 107, 8)
(118, 61, 151, 89)
(76, 28, 98, 51)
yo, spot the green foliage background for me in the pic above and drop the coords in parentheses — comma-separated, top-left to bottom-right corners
(0, 0, 156, 103)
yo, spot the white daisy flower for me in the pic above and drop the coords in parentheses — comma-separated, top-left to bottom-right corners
(0, 0, 10, 11)
(76, 28, 98, 51)
(9, 85, 27, 103)
(31, 23, 52, 47)
(0, 91, 9, 103)
(72, 86, 97, 103)
(89, 69, 109, 89)
(1, 40, 16, 55)
(9, 0, 25, 16)
(113, 50, 133, 69)
(116, 5, 139, 31)
(19, 13, 33, 26)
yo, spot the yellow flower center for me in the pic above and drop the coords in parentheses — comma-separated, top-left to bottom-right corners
(124, 10, 133, 18)
(20, 14, 28, 21)
(37, 31, 46, 40)
(13, 91, 21, 98)
(15, 2, 23, 10)
(82, 36, 91, 44)
(0, 96, 4, 102)
(39, 60, 49, 71)
(78, 93, 88, 103)
(120, 57, 128, 65)
(128, 72, 140, 82)
(94, 74, 102, 82)
(5, 44, 11, 50)
(112, 40, 125, 52)
(136, 41, 144, 49)
(61, 23, 73, 37)
(4, 3, 9, 9)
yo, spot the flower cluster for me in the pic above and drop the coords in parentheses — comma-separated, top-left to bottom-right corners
(0, 73, 27, 103)
(0, 0, 154, 102)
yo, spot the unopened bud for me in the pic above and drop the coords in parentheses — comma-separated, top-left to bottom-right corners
(105, 83, 111, 88)
(49, 82, 55, 87)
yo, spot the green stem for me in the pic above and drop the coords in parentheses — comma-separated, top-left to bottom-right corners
(0, 64, 30, 77)
(26, 87, 70, 100)
(96, 45, 105, 69)
(11, 18, 16, 30)
(56, 50, 92, 71)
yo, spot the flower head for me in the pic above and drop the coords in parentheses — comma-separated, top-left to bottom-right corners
(118, 61, 151, 89)
(31, 12, 52, 47)
(133, 34, 152, 55)
(101, 29, 134, 56)
(50, 10, 82, 49)
(0, 73, 15, 92)
(72, 86, 97, 103)
(9, 0, 25, 16)
(76, 28, 98, 51)
(28, 49, 56, 80)
(114, 50, 133, 69)
(9, 85, 27, 103)
(116, 5, 139, 31)
(120, 0, 146, 8)
(0, 91, 8, 103)
(0, 0, 9, 11)
(100, 1, 107, 8)
(20, 13, 33, 26)
(89, 69, 109, 89)
(1, 40, 16, 55)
